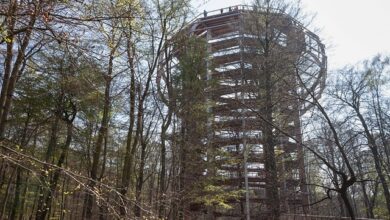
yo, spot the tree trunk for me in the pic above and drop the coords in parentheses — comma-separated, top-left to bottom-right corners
(340, 190, 355, 220)
(39, 121, 73, 220)
(134, 138, 147, 218)
(360, 181, 375, 218)
(119, 40, 137, 216)
(36, 115, 60, 220)
(158, 133, 167, 218)
(0, 167, 16, 220)
(179, 125, 187, 220)
(9, 168, 22, 220)
(84, 76, 111, 219)
(9, 111, 31, 219)
(263, 67, 280, 219)
(0, 3, 37, 137)
(19, 174, 29, 220)
(83, 38, 117, 218)
(158, 110, 172, 218)
(0, 0, 17, 127)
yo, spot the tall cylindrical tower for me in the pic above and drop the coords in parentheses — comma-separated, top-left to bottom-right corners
(162, 5, 326, 219)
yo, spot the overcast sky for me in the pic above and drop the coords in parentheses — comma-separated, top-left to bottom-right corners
(193, 0, 390, 70)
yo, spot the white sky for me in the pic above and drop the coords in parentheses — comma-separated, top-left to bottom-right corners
(193, 0, 390, 70)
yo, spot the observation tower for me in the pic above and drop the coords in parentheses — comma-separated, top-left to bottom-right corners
(160, 5, 326, 219)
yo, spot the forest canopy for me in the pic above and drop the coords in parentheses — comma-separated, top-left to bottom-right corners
(0, 0, 389, 220)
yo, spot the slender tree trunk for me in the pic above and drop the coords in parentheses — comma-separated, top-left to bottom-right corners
(36, 114, 60, 220)
(360, 181, 374, 218)
(9, 168, 22, 220)
(158, 111, 172, 218)
(263, 66, 280, 219)
(340, 190, 355, 220)
(40, 121, 74, 220)
(19, 175, 29, 220)
(0, 167, 16, 220)
(157, 43, 174, 219)
(355, 150, 375, 218)
(97, 134, 108, 220)
(134, 138, 147, 217)
(178, 125, 187, 220)
(118, 41, 153, 216)
(83, 41, 116, 217)
(0, 3, 37, 137)
(119, 40, 137, 216)
(0, 0, 17, 124)
(9, 112, 31, 219)
(84, 76, 111, 219)
(0, 160, 7, 189)
(158, 133, 167, 218)
(171, 137, 179, 220)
